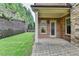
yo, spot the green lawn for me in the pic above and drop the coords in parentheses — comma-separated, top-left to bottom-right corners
(0, 32, 34, 56)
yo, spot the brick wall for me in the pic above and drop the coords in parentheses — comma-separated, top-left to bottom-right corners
(38, 18, 65, 39)
(38, 16, 71, 42)
(38, 18, 50, 38)
(60, 15, 71, 42)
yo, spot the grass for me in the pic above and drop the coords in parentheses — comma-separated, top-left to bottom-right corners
(0, 32, 34, 56)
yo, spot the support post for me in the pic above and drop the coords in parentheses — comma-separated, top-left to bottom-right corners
(35, 11, 38, 43)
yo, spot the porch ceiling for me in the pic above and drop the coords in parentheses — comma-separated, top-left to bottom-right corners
(33, 7, 70, 18)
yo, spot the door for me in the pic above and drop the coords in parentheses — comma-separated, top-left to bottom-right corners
(50, 20, 56, 37)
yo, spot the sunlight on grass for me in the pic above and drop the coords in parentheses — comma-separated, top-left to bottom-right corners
(0, 32, 34, 56)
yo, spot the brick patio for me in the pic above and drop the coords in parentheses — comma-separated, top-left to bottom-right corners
(32, 38, 79, 56)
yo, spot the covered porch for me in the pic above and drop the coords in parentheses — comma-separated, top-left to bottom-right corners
(31, 3, 71, 42)
(31, 3, 79, 56)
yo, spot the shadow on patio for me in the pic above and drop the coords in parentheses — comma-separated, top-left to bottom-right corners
(32, 38, 79, 56)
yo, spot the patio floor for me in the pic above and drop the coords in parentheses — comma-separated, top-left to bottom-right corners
(32, 38, 79, 56)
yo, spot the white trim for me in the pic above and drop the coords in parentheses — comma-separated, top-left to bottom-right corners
(40, 20, 47, 34)
(65, 17, 70, 20)
(35, 11, 38, 43)
(40, 26, 47, 34)
(50, 20, 56, 37)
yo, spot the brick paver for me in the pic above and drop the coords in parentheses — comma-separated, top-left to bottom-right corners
(32, 38, 79, 56)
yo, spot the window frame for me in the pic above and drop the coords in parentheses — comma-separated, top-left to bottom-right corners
(40, 20, 47, 34)
(65, 17, 71, 35)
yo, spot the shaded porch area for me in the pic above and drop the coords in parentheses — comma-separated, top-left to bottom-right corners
(32, 38, 79, 56)
(31, 3, 71, 43)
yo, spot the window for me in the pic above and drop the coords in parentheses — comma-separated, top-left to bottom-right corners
(65, 17, 71, 34)
(40, 20, 47, 34)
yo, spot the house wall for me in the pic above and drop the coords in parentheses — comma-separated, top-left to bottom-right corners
(71, 4, 79, 46)
(38, 18, 50, 38)
(59, 16, 65, 38)
(38, 18, 61, 38)
(38, 15, 71, 42)
(60, 15, 71, 42)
